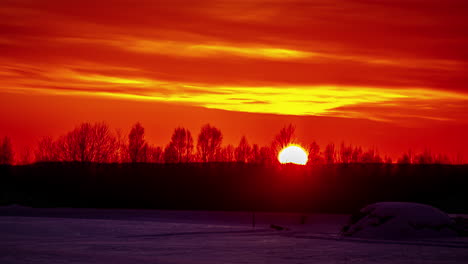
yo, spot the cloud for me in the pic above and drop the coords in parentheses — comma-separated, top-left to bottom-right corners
(3, 63, 467, 124)
(1, 0, 468, 124)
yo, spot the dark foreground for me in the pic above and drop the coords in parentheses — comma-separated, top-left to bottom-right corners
(1, 163, 467, 213)
(1, 206, 468, 264)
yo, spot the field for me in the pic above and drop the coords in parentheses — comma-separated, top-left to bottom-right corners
(1, 206, 468, 264)
(1, 163, 467, 263)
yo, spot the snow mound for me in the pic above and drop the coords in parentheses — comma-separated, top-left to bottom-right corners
(341, 202, 458, 240)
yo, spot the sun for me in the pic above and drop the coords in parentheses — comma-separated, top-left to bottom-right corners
(278, 145, 308, 165)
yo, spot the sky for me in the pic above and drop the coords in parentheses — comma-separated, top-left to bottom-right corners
(1, 0, 468, 161)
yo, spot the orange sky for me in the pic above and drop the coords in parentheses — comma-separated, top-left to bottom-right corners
(1, 0, 468, 161)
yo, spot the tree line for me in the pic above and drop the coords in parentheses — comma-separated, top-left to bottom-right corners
(0, 122, 463, 165)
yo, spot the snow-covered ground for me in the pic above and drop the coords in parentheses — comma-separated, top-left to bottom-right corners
(341, 202, 459, 240)
(0, 206, 467, 263)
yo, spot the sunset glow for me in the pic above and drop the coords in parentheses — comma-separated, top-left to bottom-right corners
(278, 145, 308, 165)
(1, 0, 467, 162)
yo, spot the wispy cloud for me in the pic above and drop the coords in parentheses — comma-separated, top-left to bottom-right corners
(1, 0, 468, 125)
(3, 63, 467, 124)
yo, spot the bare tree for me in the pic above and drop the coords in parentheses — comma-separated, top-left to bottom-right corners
(434, 153, 451, 164)
(163, 143, 178, 163)
(360, 148, 382, 163)
(271, 124, 296, 154)
(324, 143, 336, 164)
(397, 153, 411, 164)
(35, 136, 60, 162)
(111, 129, 129, 163)
(307, 141, 321, 164)
(19, 147, 33, 165)
(259, 146, 274, 165)
(235, 136, 251, 163)
(249, 144, 260, 163)
(218, 144, 235, 162)
(339, 142, 353, 164)
(384, 156, 393, 164)
(414, 149, 434, 164)
(454, 152, 464, 164)
(128, 122, 147, 163)
(197, 124, 223, 162)
(351, 146, 363, 163)
(169, 127, 193, 163)
(0, 136, 14, 165)
(59, 122, 117, 163)
(93, 123, 117, 163)
(147, 146, 163, 163)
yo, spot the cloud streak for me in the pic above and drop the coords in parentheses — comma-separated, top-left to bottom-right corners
(1, 0, 468, 124)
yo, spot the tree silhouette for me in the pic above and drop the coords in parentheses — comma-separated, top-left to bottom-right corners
(384, 156, 393, 164)
(169, 127, 193, 163)
(271, 124, 295, 154)
(219, 144, 235, 162)
(60, 122, 117, 163)
(324, 143, 336, 164)
(249, 144, 261, 163)
(163, 143, 178, 163)
(361, 148, 382, 163)
(235, 136, 251, 163)
(397, 153, 411, 164)
(147, 146, 163, 163)
(35, 136, 60, 162)
(351, 146, 363, 163)
(0, 136, 14, 165)
(197, 124, 223, 162)
(112, 129, 129, 163)
(259, 146, 274, 165)
(307, 141, 321, 164)
(415, 149, 434, 164)
(340, 142, 353, 164)
(434, 153, 451, 164)
(19, 147, 33, 165)
(128, 122, 147, 163)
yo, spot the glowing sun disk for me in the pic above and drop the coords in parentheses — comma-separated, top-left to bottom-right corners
(278, 145, 308, 165)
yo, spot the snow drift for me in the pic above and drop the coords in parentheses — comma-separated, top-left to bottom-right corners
(341, 202, 458, 240)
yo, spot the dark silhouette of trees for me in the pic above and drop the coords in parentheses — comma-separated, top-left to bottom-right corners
(259, 146, 274, 164)
(168, 127, 193, 163)
(351, 146, 363, 163)
(324, 143, 336, 164)
(397, 150, 414, 164)
(163, 143, 178, 163)
(307, 141, 321, 164)
(220, 144, 235, 162)
(146, 146, 163, 163)
(384, 156, 393, 164)
(339, 142, 353, 164)
(397, 149, 453, 165)
(128, 122, 147, 163)
(19, 147, 33, 165)
(361, 148, 382, 163)
(35, 136, 60, 162)
(414, 149, 434, 164)
(59, 122, 117, 163)
(113, 129, 129, 163)
(398, 154, 411, 164)
(454, 153, 464, 164)
(235, 136, 251, 163)
(249, 144, 261, 163)
(197, 124, 223, 162)
(271, 124, 296, 154)
(4, 120, 465, 165)
(434, 153, 451, 164)
(0, 136, 14, 165)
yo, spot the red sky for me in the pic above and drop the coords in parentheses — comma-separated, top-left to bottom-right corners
(1, 0, 468, 161)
